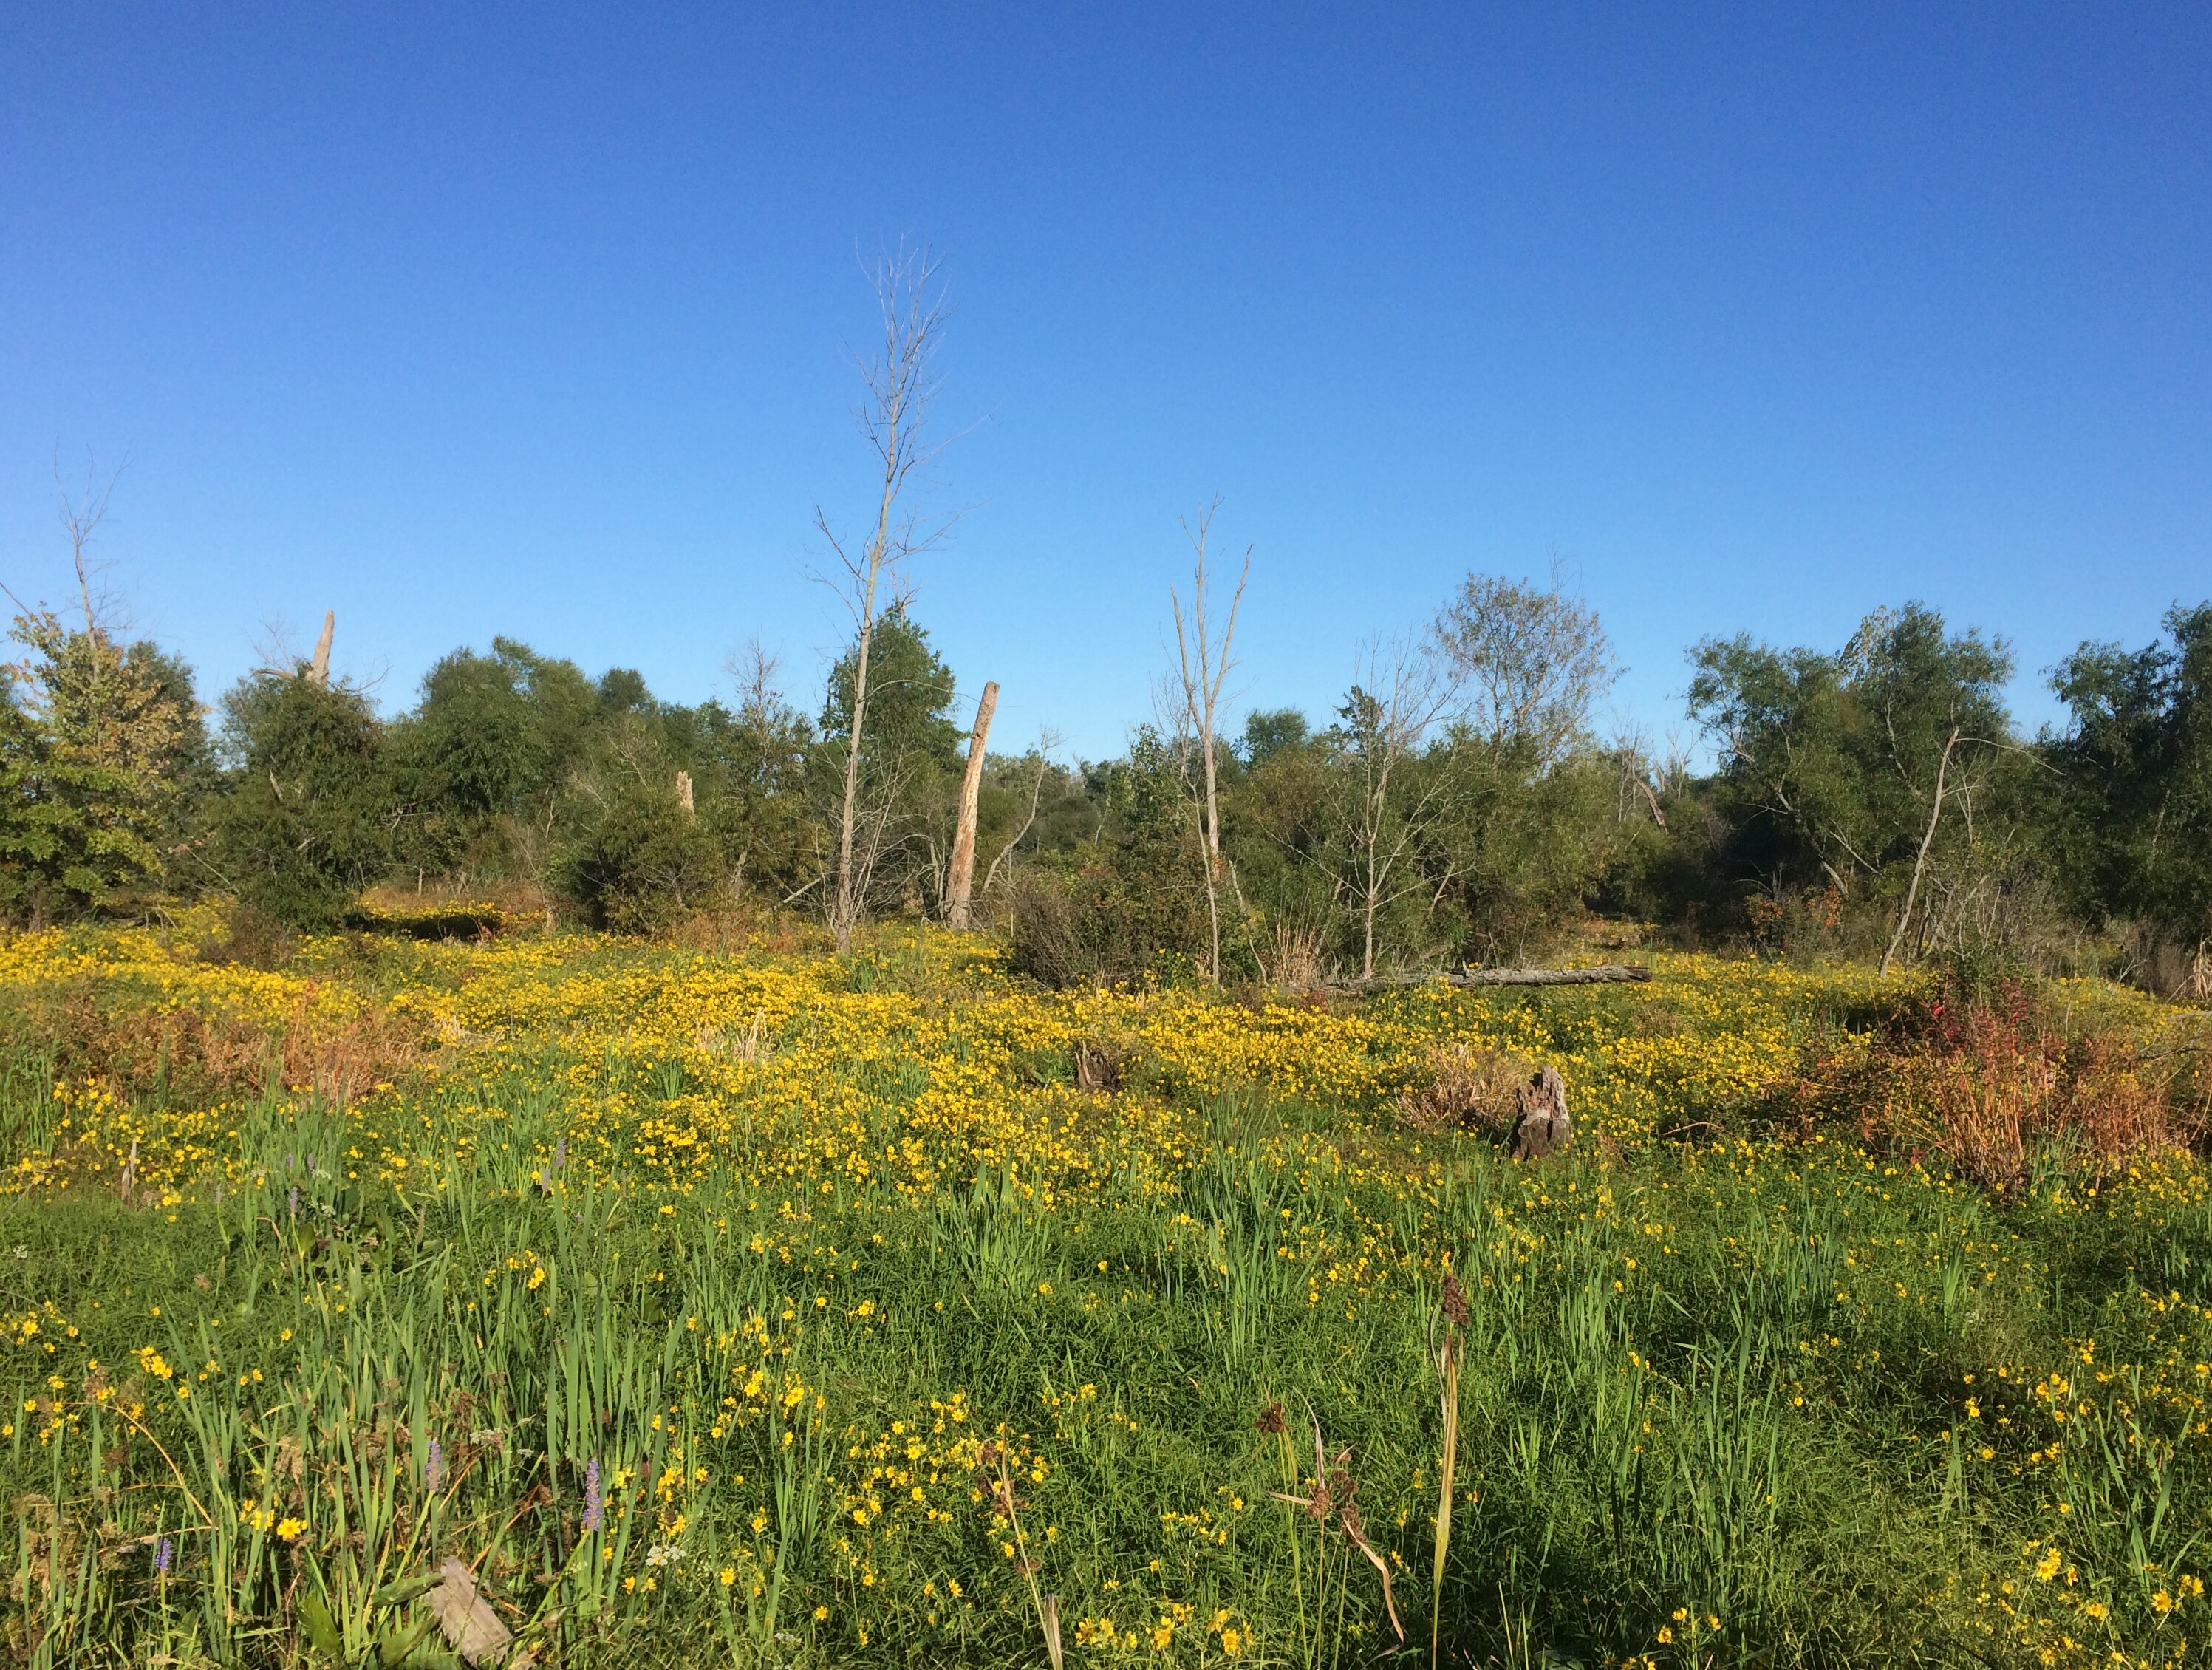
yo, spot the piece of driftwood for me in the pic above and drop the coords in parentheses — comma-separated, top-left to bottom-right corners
(426, 1556, 513, 1665)
(1325, 964, 1651, 992)
(1511, 1064, 1572, 1160)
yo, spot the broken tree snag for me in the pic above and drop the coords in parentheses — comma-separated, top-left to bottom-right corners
(309, 610, 335, 687)
(1511, 1064, 1571, 1161)
(675, 770, 694, 814)
(945, 679, 1000, 931)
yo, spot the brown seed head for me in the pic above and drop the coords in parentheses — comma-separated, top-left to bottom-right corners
(1440, 1269, 1469, 1331)
(1255, 1401, 1286, 1436)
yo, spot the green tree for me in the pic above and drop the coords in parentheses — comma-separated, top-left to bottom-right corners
(388, 638, 598, 882)
(213, 675, 392, 929)
(553, 743, 725, 933)
(0, 608, 198, 924)
(1688, 603, 2017, 955)
(817, 604, 962, 917)
(1007, 726, 1210, 985)
(2047, 602, 2212, 949)
(672, 646, 821, 906)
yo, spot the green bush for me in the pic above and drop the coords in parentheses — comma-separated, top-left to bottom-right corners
(211, 676, 392, 930)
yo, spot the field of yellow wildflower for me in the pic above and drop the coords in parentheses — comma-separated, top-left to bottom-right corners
(1, 914, 2208, 1668)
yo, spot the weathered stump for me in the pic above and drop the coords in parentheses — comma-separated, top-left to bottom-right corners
(1511, 1064, 1572, 1160)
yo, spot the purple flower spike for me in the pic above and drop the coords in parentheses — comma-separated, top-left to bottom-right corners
(287, 1185, 300, 1218)
(426, 1438, 445, 1492)
(582, 1458, 604, 1533)
(154, 1536, 173, 1575)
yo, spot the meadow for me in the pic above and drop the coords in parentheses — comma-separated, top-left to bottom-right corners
(2, 910, 2208, 1669)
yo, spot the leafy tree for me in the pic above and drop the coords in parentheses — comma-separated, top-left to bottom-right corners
(0, 608, 199, 924)
(2047, 602, 2212, 947)
(389, 638, 598, 882)
(1008, 726, 1210, 985)
(817, 604, 963, 916)
(212, 675, 392, 929)
(1426, 573, 1622, 962)
(1688, 604, 2017, 954)
(661, 660, 822, 907)
(554, 743, 725, 933)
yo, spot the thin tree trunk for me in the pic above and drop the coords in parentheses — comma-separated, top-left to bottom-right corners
(1882, 727, 1960, 975)
(832, 480, 895, 954)
(1167, 508, 1249, 984)
(946, 680, 999, 930)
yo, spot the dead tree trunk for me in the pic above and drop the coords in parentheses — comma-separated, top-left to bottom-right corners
(310, 611, 335, 686)
(1511, 1065, 1572, 1160)
(945, 680, 998, 930)
(1882, 727, 1961, 975)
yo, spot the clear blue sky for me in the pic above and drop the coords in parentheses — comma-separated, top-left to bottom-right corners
(3, 4, 2206, 762)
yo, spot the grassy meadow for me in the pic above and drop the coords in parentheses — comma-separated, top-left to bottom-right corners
(2, 908, 2210, 1668)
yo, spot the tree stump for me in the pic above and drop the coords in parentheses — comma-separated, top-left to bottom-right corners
(1511, 1065, 1572, 1161)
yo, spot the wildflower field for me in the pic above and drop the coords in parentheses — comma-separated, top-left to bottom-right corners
(2, 913, 2210, 1668)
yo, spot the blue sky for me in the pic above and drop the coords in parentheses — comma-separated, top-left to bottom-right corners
(3, 4, 2206, 761)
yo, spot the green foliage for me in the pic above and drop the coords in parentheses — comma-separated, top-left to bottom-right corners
(1689, 603, 2018, 945)
(818, 604, 966, 917)
(212, 676, 392, 930)
(388, 638, 600, 882)
(667, 684, 822, 907)
(0, 610, 200, 924)
(1009, 729, 1210, 985)
(553, 737, 728, 933)
(2047, 602, 2212, 946)
(820, 603, 962, 777)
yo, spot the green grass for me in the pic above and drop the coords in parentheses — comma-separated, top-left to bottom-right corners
(5, 1075, 2210, 1668)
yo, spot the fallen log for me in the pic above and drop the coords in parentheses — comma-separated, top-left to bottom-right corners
(1324, 964, 1653, 992)
(1453, 964, 1651, 988)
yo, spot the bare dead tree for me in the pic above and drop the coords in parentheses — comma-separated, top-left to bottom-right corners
(1433, 562, 1617, 768)
(1329, 634, 1461, 980)
(1882, 726, 1961, 975)
(729, 638, 785, 729)
(944, 680, 999, 930)
(51, 457, 123, 641)
(1162, 501, 1250, 984)
(813, 245, 955, 955)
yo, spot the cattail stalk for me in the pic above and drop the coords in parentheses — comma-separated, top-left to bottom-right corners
(1431, 1269, 1469, 1666)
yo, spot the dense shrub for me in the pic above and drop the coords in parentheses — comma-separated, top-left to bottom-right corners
(211, 678, 392, 930)
(554, 774, 727, 934)
(1006, 850, 1209, 987)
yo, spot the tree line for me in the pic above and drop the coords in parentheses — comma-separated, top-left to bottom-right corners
(3, 519, 2206, 989)
(7, 252, 2205, 987)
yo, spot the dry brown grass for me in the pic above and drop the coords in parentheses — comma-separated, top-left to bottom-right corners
(1261, 921, 1330, 992)
(18, 981, 423, 1111)
(1823, 979, 2210, 1187)
(1397, 1043, 1536, 1136)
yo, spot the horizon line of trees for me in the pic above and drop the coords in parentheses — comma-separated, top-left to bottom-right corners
(4, 520, 2208, 991)
(7, 256, 2206, 989)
